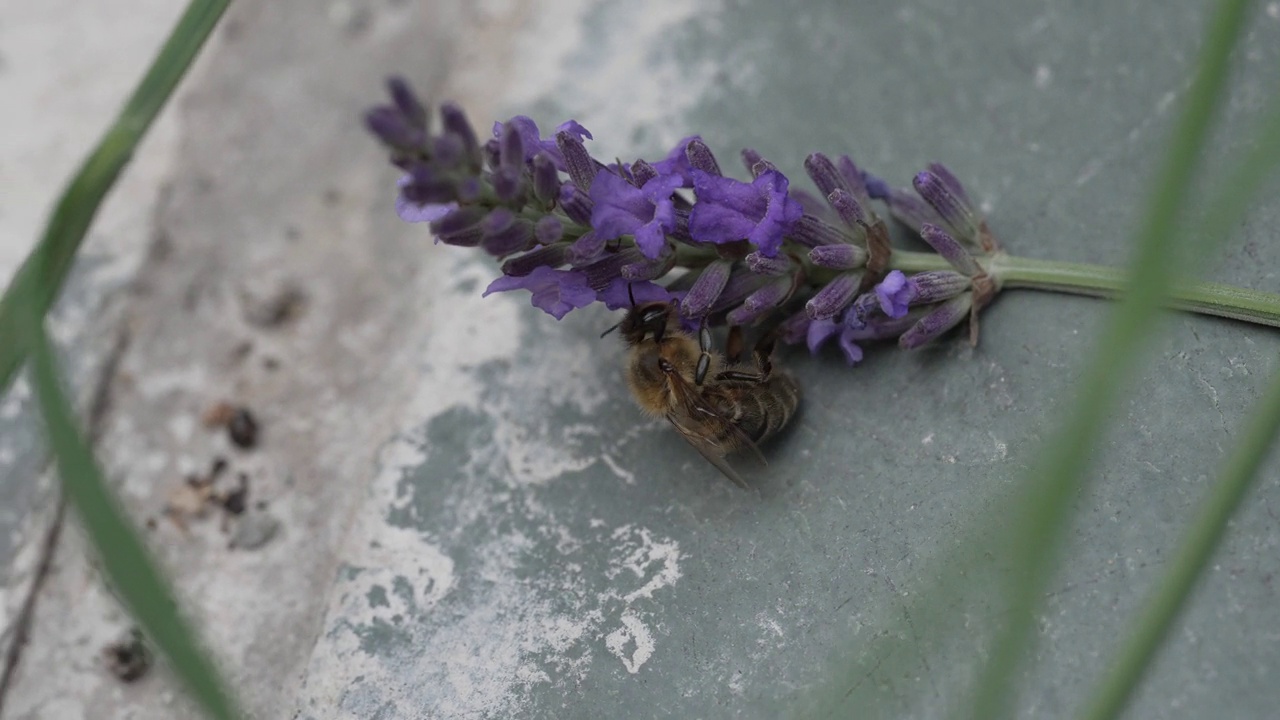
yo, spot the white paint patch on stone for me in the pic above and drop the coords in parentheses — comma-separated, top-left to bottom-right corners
(611, 524, 683, 604)
(501, 0, 725, 162)
(605, 611, 655, 674)
(600, 453, 636, 485)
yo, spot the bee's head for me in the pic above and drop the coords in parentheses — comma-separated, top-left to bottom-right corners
(618, 302, 673, 346)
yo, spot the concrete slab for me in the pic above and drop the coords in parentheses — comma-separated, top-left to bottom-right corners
(3, 1, 1280, 718)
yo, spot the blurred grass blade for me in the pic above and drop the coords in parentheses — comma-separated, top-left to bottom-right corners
(968, 0, 1257, 717)
(0, 0, 231, 396)
(1079, 89, 1280, 720)
(23, 308, 240, 719)
(1082, 356, 1280, 718)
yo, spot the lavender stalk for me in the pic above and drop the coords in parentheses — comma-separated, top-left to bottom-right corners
(365, 77, 1280, 366)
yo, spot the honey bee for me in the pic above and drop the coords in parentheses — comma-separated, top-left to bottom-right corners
(615, 301, 800, 487)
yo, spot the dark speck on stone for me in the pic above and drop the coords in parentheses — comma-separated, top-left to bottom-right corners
(228, 407, 260, 448)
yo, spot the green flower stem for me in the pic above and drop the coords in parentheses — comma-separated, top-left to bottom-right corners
(890, 250, 1280, 328)
(0, 0, 230, 396)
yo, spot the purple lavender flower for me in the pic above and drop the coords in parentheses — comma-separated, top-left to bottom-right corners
(396, 175, 456, 223)
(492, 116, 592, 169)
(875, 269, 972, 318)
(369, 78, 1009, 349)
(589, 169, 683, 259)
(806, 318, 864, 365)
(875, 271, 916, 318)
(596, 278, 684, 310)
(688, 169, 803, 257)
(483, 265, 596, 319)
(649, 135, 701, 186)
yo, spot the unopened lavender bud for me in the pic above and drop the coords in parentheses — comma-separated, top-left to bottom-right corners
(567, 230, 605, 265)
(899, 293, 973, 349)
(685, 138, 722, 176)
(502, 243, 569, 276)
(805, 273, 860, 320)
(809, 243, 867, 269)
(913, 170, 980, 244)
(746, 251, 793, 276)
(919, 223, 981, 276)
(804, 153, 851, 200)
(779, 310, 812, 345)
(861, 171, 892, 201)
(499, 122, 525, 174)
(481, 218, 535, 257)
(741, 148, 764, 175)
(827, 189, 867, 230)
(457, 178, 482, 203)
(580, 247, 643, 290)
(622, 252, 674, 281)
(482, 138, 501, 171)
(631, 159, 658, 186)
(440, 102, 480, 166)
(531, 152, 561, 206)
(557, 130, 597, 190)
(836, 155, 873, 206)
(430, 207, 486, 236)
(492, 168, 522, 201)
(748, 158, 778, 179)
(728, 277, 793, 325)
(559, 184, 594, 226)
(926, 162, 972, 207)
(387, 77, 427, 129)
(711, 270, 770, 313)
(432, 133, 463, 165)
(668, 208, 693, 242)
(535, 216, 563, 244)
(680, 259, 733, 318)
(481, 208, 517, 235)
(401, 164, 456, 205)
(908, 270, 971, 304)
(365, 107, 422, 150)
(789, 214, 853, 248)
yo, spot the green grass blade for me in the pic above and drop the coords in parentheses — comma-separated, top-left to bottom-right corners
(1080, 350, 1280, 717)
(1077, 87, 1280, 720)
(968, 1, 1258, 717)
(23, 308, 240, 719)
(0, 0, 231, 396)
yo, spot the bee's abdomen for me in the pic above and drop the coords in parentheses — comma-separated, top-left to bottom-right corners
(715, 371, 800, 448)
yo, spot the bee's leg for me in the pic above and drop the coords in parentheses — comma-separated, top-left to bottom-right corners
(725, 326, 746, 365)
(694, 321, 713, 386)
(715, 328, 779, 384)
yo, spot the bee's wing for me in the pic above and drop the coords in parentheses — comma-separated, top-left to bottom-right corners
(666, 414, 749, 489)
(663, 373, 766, 489)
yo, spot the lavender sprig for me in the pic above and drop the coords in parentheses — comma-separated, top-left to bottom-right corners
(365, 76, 1280, 366)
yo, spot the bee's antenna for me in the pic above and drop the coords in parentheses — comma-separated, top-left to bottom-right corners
(600, 321, 623, 338)
(627, 282, 637, 308)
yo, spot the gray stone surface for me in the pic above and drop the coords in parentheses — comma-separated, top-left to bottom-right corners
(3, 0, 1280, 719)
